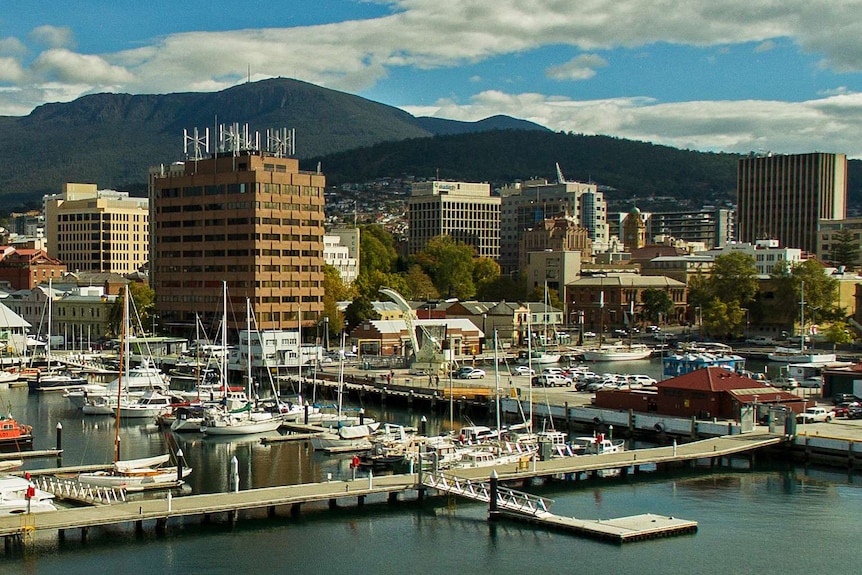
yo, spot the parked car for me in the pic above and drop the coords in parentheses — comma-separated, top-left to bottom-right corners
(582, 331, 597, 338)
(511, 365, 535, 376)
(833, 402, 861, 418)
(531, 374, 572, 387)
(542, 367, 565, 376)
(653, 332, 676, 342)
(847, 406, 862, 420)
(459, 368, 485, 379)
(833, 393, 859, 404)
(745, 335, 776, 346)
(646, 325, 660, 333)
(796, 406, 835, 423)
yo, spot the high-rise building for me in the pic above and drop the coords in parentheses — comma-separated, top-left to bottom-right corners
(645, 207, 734, 248)
(500, 178, 607, 274)
(149, 148, 325, 334)
(407, 181, 500, 258)
(737, 153, 847, 253)
(44, 183, 149, 274)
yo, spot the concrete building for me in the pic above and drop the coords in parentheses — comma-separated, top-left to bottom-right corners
(44, 183, 150, 275)
(646, 207, 734, 249)
(407, 180, 500, 258)
(149, 149, 325, 334)
(641, 254, 715, 285)
(500, 178, 608, 274)
(737, 152, 847, 253)
(817, 217, 862, 268)
(327, 227, 360, 265)
(702, 239, 803, 277)
(323, 234, 359, 285)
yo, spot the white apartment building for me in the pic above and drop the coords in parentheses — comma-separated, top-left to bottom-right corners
(702, 239, 803, 277)
(323, 233, 359, 284)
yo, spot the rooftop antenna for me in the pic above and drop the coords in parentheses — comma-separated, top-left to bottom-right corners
(183, 127, 210, 172)
(265, 127, 296, 157)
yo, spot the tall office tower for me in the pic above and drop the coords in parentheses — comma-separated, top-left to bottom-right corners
(407, 181, 500, 258)
(44, 183, 149, 274)
(499, 178, 607, 275)
(149, 126, 324, 334)
(737, 152, 847, 253)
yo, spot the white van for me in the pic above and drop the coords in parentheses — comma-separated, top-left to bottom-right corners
(532, 374, 573, 387)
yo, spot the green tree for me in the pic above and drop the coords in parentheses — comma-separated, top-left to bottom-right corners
(640, 288, 674, 323)
(354, 269, 410, 301)
(771, 259, 840, 328)
(688, 253, 758, 337)
(829, 228, 860, 269)
(526, 285, 563, 311)
(414, 236, 476, 299)
(476, 274, 527, 302)
(344, 295, 379, 331)
(321, 264, 349, 340)
(359, 225, 397, 275)
(472, 257, 501, 294)
(403, 265, 439, 300)
(109, 282, 155, 337)
(825, 320, 854, 349)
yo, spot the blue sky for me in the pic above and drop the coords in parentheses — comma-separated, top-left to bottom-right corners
(2, 1, 862, 156)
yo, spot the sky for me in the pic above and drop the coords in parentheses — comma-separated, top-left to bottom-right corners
(3, 1, 862, 157)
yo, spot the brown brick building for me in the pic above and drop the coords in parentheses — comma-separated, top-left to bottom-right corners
(150, 150, 325, 335)
(0, 247, 66, 290)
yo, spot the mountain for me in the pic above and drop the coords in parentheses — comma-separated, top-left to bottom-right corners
(306, 130, 743, 207)
(0, 78, 546, 206)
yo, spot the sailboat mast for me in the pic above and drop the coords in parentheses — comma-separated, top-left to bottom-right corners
(337, 331, 345, 419)
(799, 280, 805, 352)
(113, 285, 128, 463)
(47, 278, 52, 371)
(222, 281, 228, 398)
(493, 330, 500, 435)
(246, 298, 253, 402)
(527, 313, 533, 435)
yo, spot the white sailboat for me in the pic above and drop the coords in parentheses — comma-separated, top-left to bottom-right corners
(78, 286, 191, 490)
(200, 289, 282, 436)
(582, 299, 652, 361)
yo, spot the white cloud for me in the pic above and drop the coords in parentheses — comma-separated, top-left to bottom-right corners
(0, 57, 24, 82)
(31, 49, 134, 84)
(405, 90, 862, 158)
(546, 54, 608, 81)
(0, 37, 27, 57)
(28, 25, 74, 49)
(754, 40, 776, 53)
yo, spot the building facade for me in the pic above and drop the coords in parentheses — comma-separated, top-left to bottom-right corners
(500, 179, 608, 274)
(0, 247, 66, 290)
(150, 150, 325, 334)
(565, 274, 687, 329)
(407, 181, 500, 258)
(646, 207, 734, 248)
(737, 152, 847, 254)
(817, 217, 862, 268)
(323, 234, 359, 285)
(703, 239, 803, 277)
(44, 183, 149, 275)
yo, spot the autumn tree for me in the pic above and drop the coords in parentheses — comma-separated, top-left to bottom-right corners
(321, 264, 350, 340)
(403, 265, 439, 300)
(359, 224, 397, 275)
(108, 281, 155, 337)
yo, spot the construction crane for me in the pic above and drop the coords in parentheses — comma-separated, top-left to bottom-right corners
(379, 288, 448, 375)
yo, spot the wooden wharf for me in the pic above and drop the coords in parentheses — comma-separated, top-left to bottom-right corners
(0, 432, 782, 550)
(0, 449, 63, 461)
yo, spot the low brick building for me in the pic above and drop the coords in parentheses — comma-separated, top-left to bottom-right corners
(594, 367, 806, 420)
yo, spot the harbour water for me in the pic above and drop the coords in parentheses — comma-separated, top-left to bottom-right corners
(1, 357, 857, 574)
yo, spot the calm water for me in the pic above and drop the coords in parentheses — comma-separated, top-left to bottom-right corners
(1, 358, 856, 575)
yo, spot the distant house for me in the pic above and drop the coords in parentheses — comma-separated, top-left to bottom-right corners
(594, 366, 805, 420)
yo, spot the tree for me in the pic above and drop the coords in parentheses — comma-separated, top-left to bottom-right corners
(829, 228, 860, 269)
(321, 264, 350, 340)
(344, 295, 379, 331)
(771, 259, 840, 328)
(403, 265, 439, 300)
(640, 288, 674, 323)
(359, 225, 397, 275)
(476, 274, 527, 302)
(472, 257, 501, 294)
(709, 252, 759, 305)
(825, 320, 854, 349)
(414, 236, 476, 299)
(526, 285, 562, 311)
(108, 281, 155, 337)
(354, 269, 409, 301)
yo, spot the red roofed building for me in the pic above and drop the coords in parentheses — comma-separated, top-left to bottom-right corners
(594, 367, 806, 420)
(0, 247, 67, 290)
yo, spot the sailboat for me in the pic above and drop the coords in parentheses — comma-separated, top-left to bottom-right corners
(518, 285, 561, 365)
(29, 280, 88, 392)
(78, 285, 191, 490)
(310, 332, 379, 451)
(200, 288, 283, 436)
(582, 296, 651, 361)
(768, 280, 836, 363)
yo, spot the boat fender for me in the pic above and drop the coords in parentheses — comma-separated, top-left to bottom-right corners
(593, 416, 603, 425)
(654, 422, 665, 433)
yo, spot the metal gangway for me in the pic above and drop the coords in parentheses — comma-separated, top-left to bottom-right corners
(35, 476, 127, 505)
(421, 470, 553, 518)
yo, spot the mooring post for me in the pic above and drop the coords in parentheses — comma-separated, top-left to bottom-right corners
(304, 403, 309, 425)
(489, 470, 499, 521)
(230, 455, 239, 493)
(177, 448, 185, 484)
(56, 421, 63, 451)
(419, 415, 427, 436)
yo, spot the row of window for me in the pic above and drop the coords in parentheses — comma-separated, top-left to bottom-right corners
(58, 212, 147, 222)
(159, 184, 322, 199)
(158, 295, 321, 306)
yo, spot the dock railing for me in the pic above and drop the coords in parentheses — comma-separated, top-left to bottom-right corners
(35, 476, 126, 505)
(421, 471, 553, 517)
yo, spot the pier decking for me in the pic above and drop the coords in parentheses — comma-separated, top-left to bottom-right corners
(0, 432, 781, 547)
